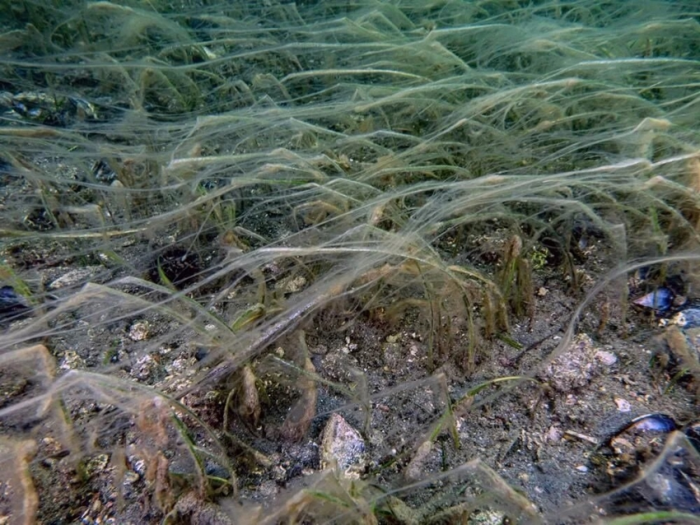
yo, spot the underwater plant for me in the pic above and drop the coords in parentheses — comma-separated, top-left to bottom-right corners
(2, 0, 700, 523)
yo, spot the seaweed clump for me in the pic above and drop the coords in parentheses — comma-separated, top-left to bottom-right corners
(1, 0, 700, 523)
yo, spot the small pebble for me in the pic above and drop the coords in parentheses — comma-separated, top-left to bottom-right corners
(321, 414, 366, 478)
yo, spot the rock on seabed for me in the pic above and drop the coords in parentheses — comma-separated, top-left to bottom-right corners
(543, 334, 617, 392)
(320, 414, 367, 478)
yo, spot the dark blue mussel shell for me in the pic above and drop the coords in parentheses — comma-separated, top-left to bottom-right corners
(632, 288, 674, 311)
(604, 413, 678, 447)
(0, 285, 31, 322)
(605, 412, 700, 453)
(626, 413, 678, 433)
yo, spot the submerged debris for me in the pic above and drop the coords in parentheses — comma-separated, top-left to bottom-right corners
(22, 207, 55, 231)
(91, 159, 118, 184)
(0, 438, 38, 525)
(595, 413, 700, 514)
(0, 91, 98, 126)
(652, 319, 700, 396)
(148, 247, 202, 289)
(665, 308, 700, 329)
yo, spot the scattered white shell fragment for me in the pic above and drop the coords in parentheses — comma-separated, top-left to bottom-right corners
(614, 397, 631, 413)
(132, 355, 156, 380)
(575, 465, 589, 473)
(563, 430, 597, 444)
(470, 510, 508, 524)
(310, 344, 328, 355)
(545, 426, 563, 442)
(320, 414, 366, 478)
(84, 453, 110, 477)
(128, 321, 150, 341)
(123, 470, 140, 486)
(595, 350, 618, 366)
(167, 357, 197, 376)
(48, 267, 100, 289)
(59, 350, 85, 370)
(284, 275, 307, 293)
